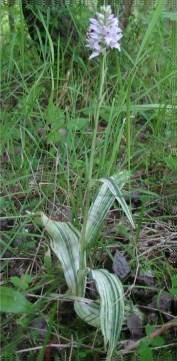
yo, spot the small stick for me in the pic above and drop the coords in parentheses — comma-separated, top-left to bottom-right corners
(122, 319, 177, 354)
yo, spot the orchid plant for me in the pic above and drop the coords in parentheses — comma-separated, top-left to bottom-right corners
(41, 6, 133, 361)
(42, 172, 134, 360)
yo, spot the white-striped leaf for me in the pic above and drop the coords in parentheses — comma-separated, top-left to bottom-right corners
(74, 299, 100, 328)
(101, 176, 135, 229)
(85, 171, 133, 244)
(41, 213, 80, 294)
(91, 269, 124, 360)
(74, 297, 138, 330)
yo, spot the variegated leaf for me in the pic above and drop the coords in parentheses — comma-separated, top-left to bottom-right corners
(91, 269, 124, 360)
(41, 213, 80, 294)
(101, 176, 135, 229)
(85, 171, 133, 244)
(74, 298, 100, 328)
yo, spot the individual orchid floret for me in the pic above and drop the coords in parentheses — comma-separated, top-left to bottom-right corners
(86, 5, 122, 59)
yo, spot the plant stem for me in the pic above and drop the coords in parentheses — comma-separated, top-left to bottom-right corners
(169, 0, 177, 154)
(126, 94, 131, 193)
(78, 54, 107, 295)
(89, 55, 106, 184)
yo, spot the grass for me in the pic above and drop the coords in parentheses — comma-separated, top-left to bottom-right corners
(1, 1, 177, 360)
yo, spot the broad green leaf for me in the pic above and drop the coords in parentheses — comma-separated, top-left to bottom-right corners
(169, 288, 177, 297)
(150, 336, 165, 347)
(0, 287, 33, 314)
(45, 100, 65, 127)
(67, 117, 88, 131)
(164, 156, 177, 171)
(74, 298, 100, 328)
(171, 275, 177, 288)
(11, 274, 32, 290)
(85, 172, 132, 244)
(91, 269, 124, 360)
(170, 274, 177, 296)
(138, 342, 153, 361)
(41, 213, 80, 294)
(102, 176, 135, 229)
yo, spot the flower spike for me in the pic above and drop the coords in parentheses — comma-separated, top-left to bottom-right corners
(86, 5, 122, 59)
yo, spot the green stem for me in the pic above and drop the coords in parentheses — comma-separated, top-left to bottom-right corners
(88, 55, 106, 185)
(78, 54, 107, 295)
(126, 94, 131, 190)
(170, 0, 177, 149)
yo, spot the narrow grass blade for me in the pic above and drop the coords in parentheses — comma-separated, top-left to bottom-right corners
(41, 213, 80, 294)
(85, 171, 133, 244)
(135, 0, 163, 65)
(74, 299, 100, 328)
(92, 269, 124, 360)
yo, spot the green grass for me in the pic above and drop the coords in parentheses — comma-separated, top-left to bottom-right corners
(1, 1, 177, 360)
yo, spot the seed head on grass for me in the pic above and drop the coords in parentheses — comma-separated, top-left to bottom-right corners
(86, 5, 122, 59)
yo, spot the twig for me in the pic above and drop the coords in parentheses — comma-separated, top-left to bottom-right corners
(121, 319, 177, 354)
(138, 304, 176, 320)
(16, 342, 105, 355)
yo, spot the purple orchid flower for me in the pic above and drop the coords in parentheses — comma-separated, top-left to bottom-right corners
(86, 5, 122, 59)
